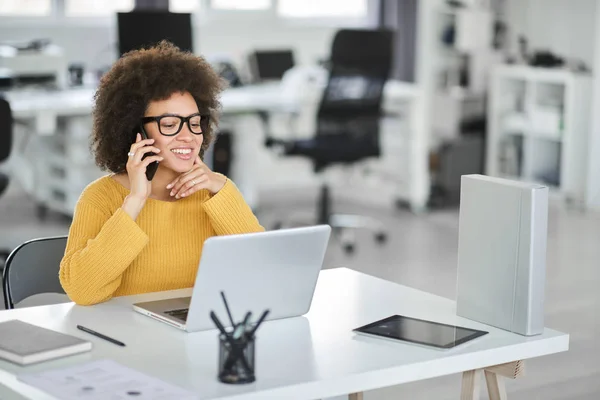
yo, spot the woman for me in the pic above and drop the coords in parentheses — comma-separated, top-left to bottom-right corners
(59, 41, 264, 306)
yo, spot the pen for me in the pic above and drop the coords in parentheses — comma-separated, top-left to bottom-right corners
(248, 309, 270, 337)
(220, 291, 236, 327)
(77, 325, 126, 347)
(210, 311, 230, 338)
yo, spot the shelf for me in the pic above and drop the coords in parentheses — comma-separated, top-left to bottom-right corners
(436, 6, 492, 53)
(499, 131, 563, 142)
(500, 112, 564, 141)
(494, 65, 587, 85)
(488, 64, 592, 206)
(527, 131, 563, 142)
(501, 113, 528, 133)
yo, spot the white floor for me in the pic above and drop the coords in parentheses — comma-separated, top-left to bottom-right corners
(0, 180, 598, 399)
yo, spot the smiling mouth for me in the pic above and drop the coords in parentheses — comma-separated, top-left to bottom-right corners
(171, 148, 194, 160)
(171, 148, 192, 154)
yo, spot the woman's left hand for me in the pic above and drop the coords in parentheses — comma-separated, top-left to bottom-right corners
(167, 156, 227, 199)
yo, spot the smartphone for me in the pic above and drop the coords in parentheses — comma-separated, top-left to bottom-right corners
(139, 126, 160, 181)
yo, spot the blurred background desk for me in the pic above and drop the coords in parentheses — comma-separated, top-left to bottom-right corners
(4, 79, 424, 218)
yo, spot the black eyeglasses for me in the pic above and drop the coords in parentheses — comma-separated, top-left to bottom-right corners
(141, 112, 210, 136)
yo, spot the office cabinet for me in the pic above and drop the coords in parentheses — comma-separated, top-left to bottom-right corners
(486, 65, 592, 206)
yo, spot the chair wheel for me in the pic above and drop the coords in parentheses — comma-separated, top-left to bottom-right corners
(375, 232, 387, 244)
(343, 243, 355, 254)
(272, 222, 283, 230)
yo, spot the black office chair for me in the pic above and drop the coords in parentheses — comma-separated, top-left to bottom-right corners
(2, 236, 68, 309)
(0, 97, 13, 267)
(265, 29, 393, 253)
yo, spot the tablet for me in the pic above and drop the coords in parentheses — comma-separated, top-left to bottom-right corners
(353, 315, 488, 349)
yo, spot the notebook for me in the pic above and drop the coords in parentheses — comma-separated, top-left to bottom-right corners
(0, 320, 92, 365)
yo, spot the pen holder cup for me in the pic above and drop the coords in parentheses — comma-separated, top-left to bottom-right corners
(218, 333, 256, 384)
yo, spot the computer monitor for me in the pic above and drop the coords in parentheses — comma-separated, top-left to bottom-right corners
(249, 50, 295, 81)
(117, 11, 193, 56)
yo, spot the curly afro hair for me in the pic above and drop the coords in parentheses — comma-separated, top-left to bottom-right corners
(91, 40, 225, 173)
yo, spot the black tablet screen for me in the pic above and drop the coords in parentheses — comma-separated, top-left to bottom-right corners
(354, 315, 488, 349)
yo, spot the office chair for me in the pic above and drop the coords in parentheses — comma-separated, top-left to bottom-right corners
(0, 97, 12, 268)
(264, 29, 393, 253)
(2, 236, 68, 309)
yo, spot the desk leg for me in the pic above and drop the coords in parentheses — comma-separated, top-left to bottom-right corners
(461, 370, 482, 400)
(461, 360, 524, 400)
(348, 392, 364, 400)
(484, 371, 507, 400)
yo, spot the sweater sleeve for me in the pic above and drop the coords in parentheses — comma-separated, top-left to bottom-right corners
(201, 178, 264, 235)
(59, 196, 149, 306)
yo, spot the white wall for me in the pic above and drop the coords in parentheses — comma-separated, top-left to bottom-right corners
(195, 15, 340, 77)
(0, 13, 347, 76)
(0, 22, 117, 72)
(505, 0, 597, 69)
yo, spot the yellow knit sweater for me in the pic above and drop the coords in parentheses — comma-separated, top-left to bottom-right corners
(59, 175, 264, 305)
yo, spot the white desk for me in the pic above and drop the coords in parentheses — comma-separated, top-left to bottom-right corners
(6, 81, 419, 119)
(6, 83, 298, 120)
(4, 80, 428, 216)
(0, 268, 568, 399)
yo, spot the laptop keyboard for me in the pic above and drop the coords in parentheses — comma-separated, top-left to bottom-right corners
(164, 308, 189, 322)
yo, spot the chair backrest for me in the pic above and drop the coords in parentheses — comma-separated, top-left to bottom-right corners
(0, 96, 12, 163)
(2, 236, 67, 309)
(312, 29, 393, 170)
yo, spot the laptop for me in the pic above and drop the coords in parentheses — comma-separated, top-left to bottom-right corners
(133, 225, 331, 332)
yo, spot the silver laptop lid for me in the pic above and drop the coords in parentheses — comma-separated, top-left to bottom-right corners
(185, 225, 331, 332)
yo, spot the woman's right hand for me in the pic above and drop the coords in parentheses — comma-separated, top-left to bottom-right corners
(122, 133, 163, 220)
